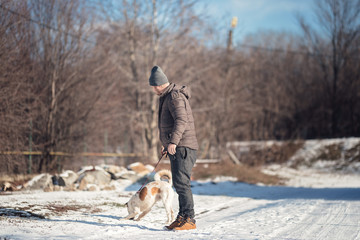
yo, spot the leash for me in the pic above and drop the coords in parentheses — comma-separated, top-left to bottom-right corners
(136, 152, 167, 193)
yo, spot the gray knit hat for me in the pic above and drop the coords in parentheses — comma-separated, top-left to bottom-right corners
(149, 66, 169, 86)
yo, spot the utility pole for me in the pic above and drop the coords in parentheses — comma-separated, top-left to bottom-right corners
(220, 16, 238, 154)
(227, 17, 238, 54)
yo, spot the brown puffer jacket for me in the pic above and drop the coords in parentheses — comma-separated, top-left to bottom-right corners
(158, 83, 199, 150)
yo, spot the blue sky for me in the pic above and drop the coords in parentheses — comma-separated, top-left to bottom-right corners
(198, 0, 317, 41)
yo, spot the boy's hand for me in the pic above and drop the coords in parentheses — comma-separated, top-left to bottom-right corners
(167, 143, 177, 155)
(161, 146, 167, 156)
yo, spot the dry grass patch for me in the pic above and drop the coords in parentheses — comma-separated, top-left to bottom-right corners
(45, 203, 101, 214)
(192, 160, 283, 185)
(158, 159, 283, 185)
(234, 141, 304, 166)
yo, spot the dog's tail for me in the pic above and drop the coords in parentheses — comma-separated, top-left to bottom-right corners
(154, 169, 172, 186)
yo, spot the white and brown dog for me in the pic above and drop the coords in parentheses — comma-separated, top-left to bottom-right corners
(122, 169, 174, 224)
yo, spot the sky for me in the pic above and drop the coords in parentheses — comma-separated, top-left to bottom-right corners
(197, 0, 317, 42)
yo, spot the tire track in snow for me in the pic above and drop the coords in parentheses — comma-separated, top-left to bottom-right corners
(273, 201, 360, 240)
(194, 195, 274, 239)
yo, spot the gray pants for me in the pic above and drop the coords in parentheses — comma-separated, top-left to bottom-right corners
(169, 146, 197, 219)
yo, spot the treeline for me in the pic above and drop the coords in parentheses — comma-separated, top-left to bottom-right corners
(0, 0, 359, 173)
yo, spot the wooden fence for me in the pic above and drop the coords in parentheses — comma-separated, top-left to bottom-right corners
(0, 151, 144, 157)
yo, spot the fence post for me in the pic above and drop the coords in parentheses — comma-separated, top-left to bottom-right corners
(104, 129, 108, 165)
(28, 119, 32, 174)
(57, 156, 61, 173)
(83, 126, 87, 166)
(83, 142, 87, 166)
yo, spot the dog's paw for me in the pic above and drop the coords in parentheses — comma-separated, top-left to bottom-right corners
(120, 217, 135, 221)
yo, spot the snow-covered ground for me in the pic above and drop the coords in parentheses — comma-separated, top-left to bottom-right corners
(262, 164, 360, 188)
(1, 168, 360, 240)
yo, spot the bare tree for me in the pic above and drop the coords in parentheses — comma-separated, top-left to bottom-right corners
(28, 0, 107, 172)
(298, 0, 360, 137)
(0, 0, 33, 173)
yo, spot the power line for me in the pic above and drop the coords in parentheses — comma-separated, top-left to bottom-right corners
(0, 3, 96, 45)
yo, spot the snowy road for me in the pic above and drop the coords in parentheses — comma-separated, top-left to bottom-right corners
(196, 195, 360, 240)
(193, 181, 360, 240)
(1, 178, 360, 240)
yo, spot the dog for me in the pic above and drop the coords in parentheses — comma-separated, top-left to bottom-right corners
(122, 169, 175, 224)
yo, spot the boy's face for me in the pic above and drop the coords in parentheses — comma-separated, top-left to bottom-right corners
(152, 83, 169, 96)
(152, 86, 163, 96)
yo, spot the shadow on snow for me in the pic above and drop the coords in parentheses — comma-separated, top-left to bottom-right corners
(46, 215, 163, 231)
(190, 181, 360, 201)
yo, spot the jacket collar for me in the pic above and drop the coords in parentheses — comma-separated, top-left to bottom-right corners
(160, 83, 176, 98)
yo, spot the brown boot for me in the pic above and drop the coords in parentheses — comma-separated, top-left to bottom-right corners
(173, 217, 196, 231)
(165, 215, 184, 230)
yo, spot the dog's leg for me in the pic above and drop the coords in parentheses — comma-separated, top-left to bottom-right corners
(121, 212, 137, 221)
(163, 193, 174, 224)
(121, 207, 140, 221)
(135, 208, 151, 221)
(169, 190, 175, 222)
